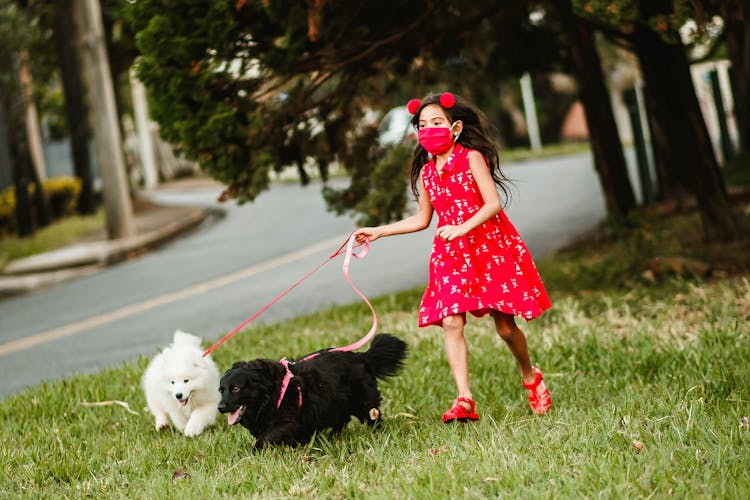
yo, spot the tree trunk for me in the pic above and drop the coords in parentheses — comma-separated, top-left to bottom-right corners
(560, 6, 637, 220)
(723, 0, 750, 157)
(52, 0, 97, 215)
(639, 67, 688, 202)
(1, 91, 36, 237)
(632, 21, 738, 241)
(18, 52, 51, 228)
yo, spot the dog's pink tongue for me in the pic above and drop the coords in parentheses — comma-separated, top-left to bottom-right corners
(228, 406, 245, 425)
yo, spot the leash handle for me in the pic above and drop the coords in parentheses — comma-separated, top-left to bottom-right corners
(329, 234, 377, 353)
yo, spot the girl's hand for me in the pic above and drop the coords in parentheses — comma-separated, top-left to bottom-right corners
(436, 224, 468, 241)
(353, 227, 380, 244)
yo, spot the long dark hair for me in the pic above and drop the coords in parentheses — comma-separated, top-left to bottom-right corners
(409, 93, 512, 206)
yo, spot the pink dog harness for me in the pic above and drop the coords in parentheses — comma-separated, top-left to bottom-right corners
(277, 358, 302, 408)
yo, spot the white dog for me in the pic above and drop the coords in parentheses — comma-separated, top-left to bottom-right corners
(142, 330, 221, 437)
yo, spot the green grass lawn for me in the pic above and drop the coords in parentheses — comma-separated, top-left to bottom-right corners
(0, 210, 104, 272)
(1, 206, 748, 497)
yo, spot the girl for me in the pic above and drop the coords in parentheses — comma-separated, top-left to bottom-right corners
(354, 92, 552, 422)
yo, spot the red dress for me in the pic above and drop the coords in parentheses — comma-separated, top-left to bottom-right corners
(418, 144, 551, 327)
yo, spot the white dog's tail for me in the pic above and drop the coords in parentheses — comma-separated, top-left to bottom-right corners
(173, 330, 203, 347)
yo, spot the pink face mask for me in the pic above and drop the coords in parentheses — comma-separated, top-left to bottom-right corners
(418, 122, 459, 155)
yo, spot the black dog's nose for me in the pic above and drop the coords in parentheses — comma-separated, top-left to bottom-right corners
(218, 403, 226, 412)
(175, 393, 183, 400)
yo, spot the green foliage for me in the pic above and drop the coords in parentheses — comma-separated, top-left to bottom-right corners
(0, 0, 57, 97)
(572, 0, 640, 29)
(571, 0, 726, 47)
(323, 143, 413, 226)
(0, 1, 32, 88)
(121, 0, 570, 223)
(35, 85, 68, 140)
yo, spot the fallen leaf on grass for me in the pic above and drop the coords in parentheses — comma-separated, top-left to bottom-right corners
(649, 256, 712, 279)
(632, 439, 644, 452)
(396, 412, 417, 419)
(484, 477, 499, 482)
(172, 467, 191, 483)
(80, 400, 139, 415)
(740, 416, 749, 430)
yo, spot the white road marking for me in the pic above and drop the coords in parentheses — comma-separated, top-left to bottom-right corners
(0, 234, 351, 357)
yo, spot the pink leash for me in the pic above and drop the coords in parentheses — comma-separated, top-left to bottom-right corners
(328, 233, 378, 352)
(203, 232, 377, 359)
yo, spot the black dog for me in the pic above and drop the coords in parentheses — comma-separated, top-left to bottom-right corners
(218, 333, 407, 449)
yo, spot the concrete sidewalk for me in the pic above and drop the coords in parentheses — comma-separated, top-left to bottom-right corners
(0, 196, 212, 298)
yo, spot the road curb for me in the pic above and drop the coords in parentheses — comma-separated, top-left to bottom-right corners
(0, 265, 103, 298)
(0, 207, 209, 297)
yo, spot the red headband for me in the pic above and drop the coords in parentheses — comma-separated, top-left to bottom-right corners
(407, 92, 456, 114)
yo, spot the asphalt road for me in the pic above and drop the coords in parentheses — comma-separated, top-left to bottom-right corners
(1, 151, 642, 399)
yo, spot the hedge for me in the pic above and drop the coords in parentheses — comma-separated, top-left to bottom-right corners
(0, 177, 82, 234)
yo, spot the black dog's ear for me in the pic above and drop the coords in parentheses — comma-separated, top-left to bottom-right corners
(220, 362, 249, 386)
(230, 360, 250, 370)
(260, 359, 280, 378)
(241, 360, 279, 390)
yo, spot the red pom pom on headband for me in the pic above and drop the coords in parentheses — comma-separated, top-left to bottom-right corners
(406, 93, 456, 115)
(407, 99, 421, 115)
(439, 92, 456, 108)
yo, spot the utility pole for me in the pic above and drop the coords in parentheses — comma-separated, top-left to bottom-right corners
(131, 69, 159, 189)
(520, 72, 542, 153)
(73, 0, 135, 239)
(623, 87, 653, 204)
(708, 68, 735, 163)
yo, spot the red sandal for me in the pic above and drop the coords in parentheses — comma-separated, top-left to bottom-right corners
(523, 367, 552, 415)
(442, 397, 480, 423)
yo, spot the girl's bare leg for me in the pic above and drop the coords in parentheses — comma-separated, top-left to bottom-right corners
(442, 313, 472, 409)
(492, 311, 536, 385)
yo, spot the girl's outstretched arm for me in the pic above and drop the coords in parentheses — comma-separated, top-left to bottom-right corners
(436, 150, 502, 241)
(354, 176, 433, 243)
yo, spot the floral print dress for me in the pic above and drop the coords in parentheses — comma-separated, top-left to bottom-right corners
(418, 144, 551, 327)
